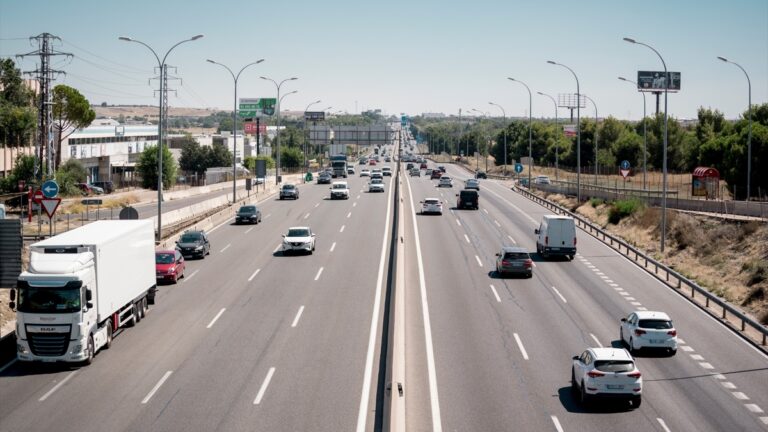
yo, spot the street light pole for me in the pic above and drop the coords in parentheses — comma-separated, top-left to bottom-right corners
(303, 99, 322, 181)
(537, 92, 559, 181)
(206, 59, 265, 204)
(489, 102, 507, 176)
(624, 37, 669, 252)
(508, 78, 533, 188)
(260, 76, 298, 185)
(718, 56, 752, 200)
(618, 77, 647, 190)
(548, 61, 581, 201)
(584, 95, 598, 186)
(119, 34, 203, 242)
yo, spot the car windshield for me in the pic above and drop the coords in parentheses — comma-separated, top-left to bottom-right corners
(638, 319, 673, 329)
(156, 253, 175, 264)
(287, 229, 309, 237)
(239, 206, 255, 213)
(17, 286, 81, 313)
(594, 360, 635, 373)
(180, 233, 202, 242)
(333, 184, 347, 189)
(283, 185, 295, 190)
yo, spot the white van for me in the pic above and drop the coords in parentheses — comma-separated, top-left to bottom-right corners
(535, 215, 576, 259)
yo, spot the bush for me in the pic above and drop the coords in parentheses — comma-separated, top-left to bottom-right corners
(608, 198, 644, 224)
(589, 197, 604, 208)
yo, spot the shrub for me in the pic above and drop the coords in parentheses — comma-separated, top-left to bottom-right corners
(589, 197, 604, 208)
(608, 198, 644, 225)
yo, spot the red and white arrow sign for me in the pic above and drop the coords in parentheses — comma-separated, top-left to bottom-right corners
(40, 198, 61, 218)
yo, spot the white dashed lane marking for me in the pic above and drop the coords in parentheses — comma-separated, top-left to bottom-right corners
(314, 267, 324, 281)
(464, 234, 470, 244)
(248, 269, 261, 282)
(475, 255, 483, 267)
(489, 285, 501, 303)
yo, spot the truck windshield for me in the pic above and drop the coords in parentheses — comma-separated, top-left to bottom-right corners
(17, 286, 82, 313)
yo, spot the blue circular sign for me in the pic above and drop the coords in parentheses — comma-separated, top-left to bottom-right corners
(514, 163, 524, 174)
(41, 180, 59, 198)
(620, 160, 631, 170)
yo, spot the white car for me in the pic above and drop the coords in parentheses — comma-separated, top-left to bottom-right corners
(347, 166, 355, 175)
(533, 175, 551, 185)
(360, 169, 370, 177)
(421, 198, 443, 215)
(620, 311, 678, 355)
(369, 178, 385, 193)
(330, 181, 350, 200)
(382, 166, 392, 176)
(282, 226, 316, 254)
(465, 179, 480, 190)
(438, 176, 453, 187)
(572, 348, 642, 408)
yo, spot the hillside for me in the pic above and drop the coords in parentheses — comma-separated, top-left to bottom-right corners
(92, 105, 216, 119)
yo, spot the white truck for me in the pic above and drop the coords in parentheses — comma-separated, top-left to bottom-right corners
(10, 220, 157, 365)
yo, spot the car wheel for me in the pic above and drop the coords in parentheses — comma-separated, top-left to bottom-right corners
(631, 396, 642, 408)
(173, 273, 178, 284)
(104, 321, 113, 349)
(83, 335, 95, 365)
(629, 337, 636, 354)
(571, 369, 578, 394)
(620, 327, 625, 346)
(580, 382, 590, 407)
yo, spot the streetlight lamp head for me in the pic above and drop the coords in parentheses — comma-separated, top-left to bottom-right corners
(623, 37, 636, 44)
(618, 76, 627, 81)
(191, 35, 204, 40)
(507, 77, 515, 81)
(118, 36, 132, 42)
(290, 77, 298, 80)
(256, 59, 265, 64)
(717, 56, 729, 62)
(206, 59, 216, 64)
(536, 91, 544, 95)
(260, 76, 268, 80)
(546, 60, 556, 65)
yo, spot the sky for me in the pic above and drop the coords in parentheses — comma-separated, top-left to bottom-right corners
(1, 0, 766, 121)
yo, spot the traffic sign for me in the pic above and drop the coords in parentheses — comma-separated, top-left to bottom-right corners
(514, 163, 524, 174)
(81, 199, 103, 206)
(620, 160, 631, 170)
(42, 180, 59, 198)
(40, 198, 61, 218)
(620, 160, 631, 179)
(33, 190, 44, 203)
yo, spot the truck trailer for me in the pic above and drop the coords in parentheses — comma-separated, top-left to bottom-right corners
(11, 220, 157, 365)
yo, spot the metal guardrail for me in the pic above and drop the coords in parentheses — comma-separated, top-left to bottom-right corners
(516, 187, 768, 348)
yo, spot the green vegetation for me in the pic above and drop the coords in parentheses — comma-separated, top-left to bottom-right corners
(52, 84, 96, 167)
(55, 159, 88, 196)
(589, 197, 604, 207)
(178, 137, 233, 175)
(607, 198, 644, 224)
(136, 145, 177, 190)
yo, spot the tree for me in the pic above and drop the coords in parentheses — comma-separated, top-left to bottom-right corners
(0, 154, 36, 194)
(136, 145, 176, 190)
(55, 158, 87, 196)
(278, 147, 303, 168)
(244, 155, 274, 172)
(204, 143, 233, 168)
(178, 139, 207, 175)
(0, 59, 36, 176)
(52, 84, 95, 168)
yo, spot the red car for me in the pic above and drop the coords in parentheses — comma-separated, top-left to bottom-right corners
(369, 159, 377, 165)
(155, 250, 185, 284)
(430, 170, 442, 179)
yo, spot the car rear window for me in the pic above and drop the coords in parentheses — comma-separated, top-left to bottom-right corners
(594, 360, 635, 373)
(283, 185, 295, 190)
(504, 252, 529, 260)
(425, 199, 439, 204)
(460, 191, 477, 197)
(638, 319, 673, 329)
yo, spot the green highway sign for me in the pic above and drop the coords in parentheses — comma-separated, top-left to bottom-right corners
(239, 98, 276, 118)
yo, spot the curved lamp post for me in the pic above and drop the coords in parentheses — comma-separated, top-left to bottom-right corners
(624, 37, 669, 252)
(717, 56, 752, 200)
(119, 34, 203, 242)
(547, 60, 581, 201)
(303, 99, 321, 179)
(584, 95, 598, 185)
(260, 76, 298, 184)
(618, 76, 648, 190)
(507, 78, 533, 187)
(536, 91, 559, 180)
(206, 58, 264, 203)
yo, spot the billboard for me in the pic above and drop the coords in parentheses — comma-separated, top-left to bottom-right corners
(563, 124, 577, 137)
(239, 98, 276, 118)
(305, 111, 325, 121)
(244, 122, 267, 135)
(637, 71, 681, 92)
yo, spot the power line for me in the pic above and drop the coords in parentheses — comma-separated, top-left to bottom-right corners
(60, 38, 149, 74)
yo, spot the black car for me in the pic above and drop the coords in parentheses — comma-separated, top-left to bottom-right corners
(438, 165, 446, 173)
(235, 205, 262, 224)
(91, 180, 114, 194)
(280, 184, 299, 200)
(176, 230, 211, 259)
(475, 171, 487, 179)
(317, 172, 332, 184)
(456, 189, 479, 210)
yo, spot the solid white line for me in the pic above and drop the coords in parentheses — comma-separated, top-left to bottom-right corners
(490, 285, 501, 303)
(464, 234, 470, 244)
(183, 269, 199, 283)
(551, 415, 564, 432)
(245, 227, 254, 234)
(141, 371, 172, 404)
(340, 225, 345, 232)
(291, 306, 305, 328)
(0, 358, 17, 374)
(590, 333, 603, 347)
(494, 220, 501, 227)
(356, 170, 397, 432)
(513, 333, 529, 360)
(456, 219, 461, 227)
(475, 255, 483, 267)
(657, 418, 672, 432)
(550, 286, 567, 303)
(304, 213, 310, 219)
(253, 367, 276, 405)
(347, 211, 352, 218)
(39, 370, 77, 401)
(248, 268, 261, 282)
(220, 244, 231, 253)
(206, 308, 226, 329)
(314, 267, 324, 281)
(273, 244, 281, 253)
(315, 203, 320, 208)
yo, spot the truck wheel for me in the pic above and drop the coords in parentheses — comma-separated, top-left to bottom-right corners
(141, 297, 148, 317)
(134, 303, 142, 323)
(83, 335, 94, 366)
(104, 322, 113, 349)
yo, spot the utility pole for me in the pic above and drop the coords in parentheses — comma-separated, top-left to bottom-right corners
(17, 33, 72, 179)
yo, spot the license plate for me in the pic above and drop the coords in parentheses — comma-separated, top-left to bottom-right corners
(551, 247, 560, 251)
(512, 263, 522, 267)
(607, 384, 624, 390)
(650, 339, 664, 344)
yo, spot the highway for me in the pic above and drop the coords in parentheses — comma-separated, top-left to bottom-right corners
(2, 140, 767, 432)
(401, 157, 768, 431)
(0, 161, 394, 432)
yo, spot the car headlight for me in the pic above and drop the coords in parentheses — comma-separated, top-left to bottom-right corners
(17, 343, 28, 354)
(195, 245, 203, 250)
(167, 268, 176, 274)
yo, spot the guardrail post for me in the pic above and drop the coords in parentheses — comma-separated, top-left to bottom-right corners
(741, 320, 746, 332)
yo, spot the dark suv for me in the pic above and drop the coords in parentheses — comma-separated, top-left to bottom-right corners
(176, 230, 211, 259)
(495, 246, 533, 278)
(91, 181, 114, 194)
(280, 184, 299, 200)
(235, 205, 262, 224)
(456, 189, 479, 210)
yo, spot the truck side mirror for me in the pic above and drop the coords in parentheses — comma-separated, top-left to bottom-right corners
(9, 289, 15, 301)
(534, 229, 540, 235)
(86, 289, 93, 302)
